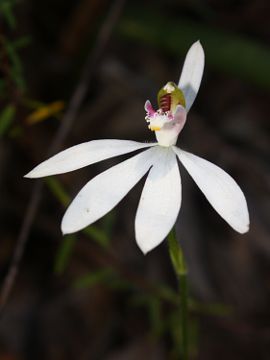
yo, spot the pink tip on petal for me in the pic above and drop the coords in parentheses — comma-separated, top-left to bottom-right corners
(144, 100, 155, 116)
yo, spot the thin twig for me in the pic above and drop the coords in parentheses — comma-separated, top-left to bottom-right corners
(0, 0, 126, 314)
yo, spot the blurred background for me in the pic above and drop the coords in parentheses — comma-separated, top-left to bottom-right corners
(0, 0, 270, 359)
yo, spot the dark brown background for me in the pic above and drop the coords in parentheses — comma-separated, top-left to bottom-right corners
(0, 0, 270, 359)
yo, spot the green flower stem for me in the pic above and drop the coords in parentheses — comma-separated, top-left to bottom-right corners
(168, 228, 188, 360)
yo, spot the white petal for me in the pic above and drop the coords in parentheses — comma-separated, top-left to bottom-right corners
(173, 147, 249, 234)
(61, 147, 158, 234)
(173, 104, 187, 133)
(178, 41, 205, 112)
(25, 140, 156, 178)
(135, 147, 181, 254)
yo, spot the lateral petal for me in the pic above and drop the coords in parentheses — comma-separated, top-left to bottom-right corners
(135, 147, 181, 254)
(25, 140, 156, 178)
(61, 147, 158, 234)
(173, 147, 249, 234)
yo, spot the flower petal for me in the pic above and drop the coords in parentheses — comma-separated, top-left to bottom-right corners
(178, 41, 205, 112)
(61, 147, 158, 234)
(173, 147, 249, 234)
(135, 147, 181, 254)
(25, 140, 156, 178)
(173, 104, 187, 133)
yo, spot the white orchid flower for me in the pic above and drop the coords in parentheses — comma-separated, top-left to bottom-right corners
(25, 41, 249, 254)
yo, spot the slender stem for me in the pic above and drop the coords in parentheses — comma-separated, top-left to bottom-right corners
(168, 228, 188, 360)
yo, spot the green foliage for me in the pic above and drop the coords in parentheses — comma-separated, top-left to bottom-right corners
(131, 294, 164, 337)
(189, 299, 232, 316)
(54, 235, 76, 275)
(0, 1, 29, 100)
(73, 268, 117, 289)
(4, 38, 26, 92)
(83, 224, 110, 249)
(45, 177, 70, 207)
(168, 229, 187, 277)
(0, 104, 15, 136)
(147, 297, 163, 337)
(0, 0, 17, 29)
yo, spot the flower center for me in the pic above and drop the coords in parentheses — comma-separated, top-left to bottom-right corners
(158, 81, 185, 112)
(144, 82, 187, 147)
